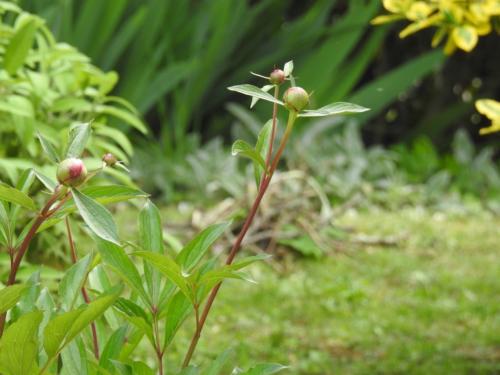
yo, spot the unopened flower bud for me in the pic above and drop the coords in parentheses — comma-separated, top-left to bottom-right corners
(269, 69, 285, 85)
(56, 158, 87, 187)
(102, 153, 117, 166)
(283, 86, 309, 112)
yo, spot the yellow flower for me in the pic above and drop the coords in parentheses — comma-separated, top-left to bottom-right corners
(476, 99, 500, 135)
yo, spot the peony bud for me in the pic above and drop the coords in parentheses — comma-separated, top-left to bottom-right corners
(56, 158, 87, 187)
(102, 153, 117, 166)
(269, 69, 285, 85)
(283, 86, 309, 112)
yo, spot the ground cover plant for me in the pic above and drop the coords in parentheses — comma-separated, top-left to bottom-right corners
(0, 55, 369, 374)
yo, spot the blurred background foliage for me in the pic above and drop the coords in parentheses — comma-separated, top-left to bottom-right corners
(17, 0, 499, 203)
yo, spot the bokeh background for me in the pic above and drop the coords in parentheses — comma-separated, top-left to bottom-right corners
(1, 0, 500, 374)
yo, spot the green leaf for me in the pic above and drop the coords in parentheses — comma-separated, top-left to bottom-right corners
(81, 185, 149, 204)
(96, 105, 147, 134)
(94, 238, 150, 305)
(298, 102, 369, 117)
(0, 284, 28, 314)
(72, 188, 120, 245)
(134, 251, 192, 302)
(36, 132, 60, 163)
(66, 122, 91, 158)
(254, 120, 273, 187)
(232, 140, 266, 171)
(99, 326, 127, 370)
(139, 200, 163, 304)
(4, 17, 38, 75)
(228, 84, 284, 106)
(59, 254, 93, 309)
(64, 285, 123, 346)
(33, 169, 57, 191)
(176, 222, 231, 272)
(0, 310, 43, 375)
(43, 308, 86, 359)
(163, 291, 192, 348)
(239, 363, 289, 375)
(205, 348, 234, 375)
(139, 200, 163, 253)
(0, 183, 36, 210)
(283, 60, 294, 77)
(250, 85, 273, 109)
(59, 338, 88, 375)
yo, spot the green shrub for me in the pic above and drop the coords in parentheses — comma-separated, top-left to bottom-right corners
(0, 2, 145, 185)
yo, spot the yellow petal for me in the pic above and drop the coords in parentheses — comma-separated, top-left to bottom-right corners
(383, 0, 411, 13)
(406, 1, 434, 20)
(443, 34, 457, 55)
(452, 25, 478, 52)
(476, 99, 500, 120)
(476, 99, 500, 135)
(371, 14, 404, 25)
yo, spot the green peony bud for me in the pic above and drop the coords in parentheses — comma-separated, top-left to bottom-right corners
(102, 153, 117, 166)
(269, 69, 285, 85)
(283, 86, 309, 112)
(56, 158, 87, 187)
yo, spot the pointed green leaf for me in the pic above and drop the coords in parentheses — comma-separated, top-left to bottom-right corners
(59, 254, 92, 309)
(139, 200, 163, 253)
(239, 363, 289, 375)
(205, 348, 234, 375)
(228, 84, 284, 106)
(283, 60, 294, 77)
(0, 311, 43, 375)
(81, 185, 149, 204)
(0, 284, 28, 314)
(94, 238, 150, 305)
(232, 140, 266, 171)
(36, 132, 60, 163)
(298, 102, 370, 117)
(64, 286, 123, 345)
(33, 169, 57, 191)
(251, 85, 274, 109)
(134, 251, 192, 302)
(99, 326, 128, 370)
(0, 183, 36, 210)
(66, 122, 91, 158)
(163, 291, 192, 348)
(176, 222, 231, 272)
(254, 120, 273, 187)
(4, 17, 38, 75)
(96, 105, 147, 134)
(43, 308, 86, 359)
(72, 189, 119, 245)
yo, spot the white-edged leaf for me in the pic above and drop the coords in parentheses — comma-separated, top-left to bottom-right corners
(72, 189, 119, 245)
(36, 132, 60, 163)
(232, 140, 266, 171)
(228, 84, 284, 106)
(0, 284, 28, 314)
(299, 102, 370, 117)
(251, 85, 274, 109)
(66, 122, 91, 158)
(283, 60, 294, 77)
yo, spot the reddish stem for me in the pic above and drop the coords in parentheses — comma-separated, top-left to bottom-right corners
(182, 111, 297, 367)
(65, 216, 100, 360)
(0, 190, 61, 336)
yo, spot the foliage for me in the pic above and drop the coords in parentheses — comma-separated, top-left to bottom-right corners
(0, 3, 145, 185)
(0, 56, 368, 373)
(20, 0, 446, 159)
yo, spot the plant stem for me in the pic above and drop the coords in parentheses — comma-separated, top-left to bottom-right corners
(152, 308, 164, 375)
(263, 85, 280, 172)
(182, 111, 298, 367)
(65, 216, 100, 360)
(0, 189, 62, 337)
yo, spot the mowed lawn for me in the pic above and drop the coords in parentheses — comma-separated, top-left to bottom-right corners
(168, 207, 500, 374)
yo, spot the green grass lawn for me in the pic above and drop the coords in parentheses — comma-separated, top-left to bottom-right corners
(169, 207, 499, 374)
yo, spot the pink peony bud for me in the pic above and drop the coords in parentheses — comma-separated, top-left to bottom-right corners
(56, 158, 87, 187)
(102, 153, 118, 166)
(269, 69, 285, 85)
(283, 86, 309, 112)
